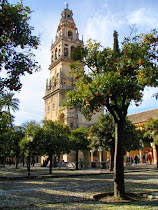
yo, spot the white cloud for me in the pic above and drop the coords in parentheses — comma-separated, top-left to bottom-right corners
(126, 8, 158, 30)
(84, 6, 158, 49)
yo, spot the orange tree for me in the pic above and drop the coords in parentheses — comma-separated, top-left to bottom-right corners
(89, 113, 140, 171)
(70, 126, 90, 170)
(41, 120, 71, 174)
(10, 126, 25, 169)
(0, 0, 40, 92)
(63, 30, 158, 198)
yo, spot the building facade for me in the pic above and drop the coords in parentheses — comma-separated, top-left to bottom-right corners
(127, 108, 158, 164)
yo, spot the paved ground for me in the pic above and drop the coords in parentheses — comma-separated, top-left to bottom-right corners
(0, 162, 156, 179)
(0, 163, 157, 209)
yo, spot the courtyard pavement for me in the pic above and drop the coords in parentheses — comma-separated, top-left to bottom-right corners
(0, 162, 157, 180)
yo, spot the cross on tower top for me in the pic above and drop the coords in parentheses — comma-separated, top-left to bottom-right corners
(64, 1, 68, 9)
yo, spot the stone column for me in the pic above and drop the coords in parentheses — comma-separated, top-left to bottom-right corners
(98, 146, 102, 162)
(90, 149, 94, 162)
(139, 150, 143, 163)
(83, 150, 91, 168)
(151, 142, 157, 164)
(107, 151, 111, 161)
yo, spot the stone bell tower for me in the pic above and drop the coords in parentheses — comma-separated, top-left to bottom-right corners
(44, 4, 104, 130)
(43, 4, 104, 166)
(43, 4, 83, 129)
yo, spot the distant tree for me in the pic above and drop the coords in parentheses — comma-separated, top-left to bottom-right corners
(0, 111, 12, 165)
(70, 126, 90, 170)
(10, 126, 25, 168)
(89, 114, 140, 170)
(42, 120, 71, 174)
(63, 29, 158, 197)
(21, 121, 42, 166)
(0, 0, 40, 92)
(2, 91, 19, 127)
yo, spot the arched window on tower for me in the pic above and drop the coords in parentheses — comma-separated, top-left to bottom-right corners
(64, 48, 68, 57)
(58, 49, 61, 57)
(51, 55, 54, 63)
(68, 31, 73, 38)
(55, 48, 57, 59)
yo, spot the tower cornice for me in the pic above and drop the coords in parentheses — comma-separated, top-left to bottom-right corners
(51, 36, 83, 50)
(49, 56, 72, 70)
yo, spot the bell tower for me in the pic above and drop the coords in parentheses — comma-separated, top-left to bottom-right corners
(43, 4, 104, 130)
(43, 4, 83, 129)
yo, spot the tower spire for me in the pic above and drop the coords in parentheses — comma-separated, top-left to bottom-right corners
(64, 1, 68, 9)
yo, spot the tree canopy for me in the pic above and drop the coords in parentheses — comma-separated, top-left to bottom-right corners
(39, 120, 71, 174)
(70, 126, 90, 169)
(142, 118, 158, 145)
(89, 113, 140, 170)
(63, 29, 158, 198)
(0, 0, 40, 92)
(1, 91, 19, 127)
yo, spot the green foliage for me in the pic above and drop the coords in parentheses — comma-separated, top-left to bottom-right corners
(64, 30, 158, 122)
(1, 91, 20, 127)
(89, 114, 115, 151)
(70, 45, 87, 62)
(62, 29, 158, 196)
(70, 126, 90, 151)
(11, 126, 25, 155)
(0, 0, 40, 92)
(0, 111, 12, 162)
(113, 30, 120, 54)
(21, 121, 42, 156)
(142, 118, 158, 145)
(42, 120, 71, 155)
(2, 91, 19, 112)
(89, 114, 140, 153)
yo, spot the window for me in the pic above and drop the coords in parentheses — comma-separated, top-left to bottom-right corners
(70, 123, 73, 129)
(51, 55, 54, 62)
(64, 48, 68, 56)
(68, 31, 73, 38)
(47, 105, 50, 113)
(58, 49, 61, 56)
(55, 48, 57, 59)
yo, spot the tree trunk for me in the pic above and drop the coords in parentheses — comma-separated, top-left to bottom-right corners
(54, 155, 57, 168)
(15, 154, 19, 169)
(49, 150, 53, 174)
(114, 121, 125, 198)
(8, 107, 13, 128)
(76, 150, 79, 170)
(32, 154, 35, 166)
(3, 155, 6, 166)
(22, 152, 25, 167)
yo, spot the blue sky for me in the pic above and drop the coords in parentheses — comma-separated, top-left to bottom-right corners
(9, 0, 158, 125)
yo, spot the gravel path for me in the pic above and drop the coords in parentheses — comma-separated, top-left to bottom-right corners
(0, 164, 158, 209)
